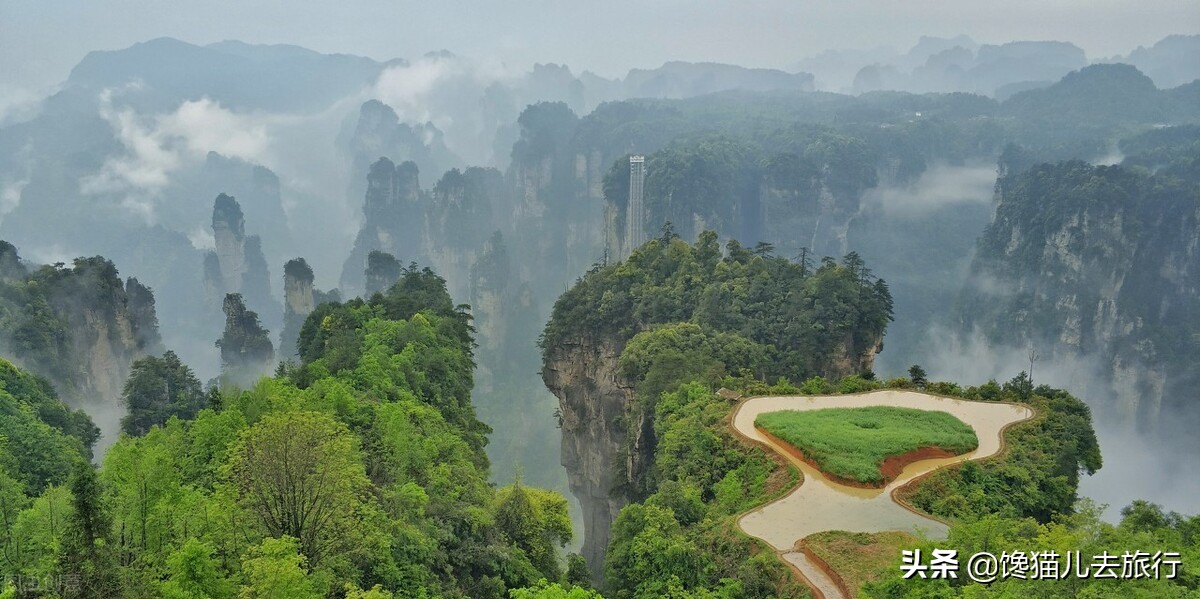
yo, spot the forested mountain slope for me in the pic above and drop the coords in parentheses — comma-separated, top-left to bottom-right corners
(0, 266, 582, 598)
(540, 231, 893, 581)
(958, 127, 1200, 446)
(0, 242, 160, 443)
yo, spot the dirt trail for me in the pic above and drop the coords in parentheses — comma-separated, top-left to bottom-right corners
(732, 390, 1033, 599)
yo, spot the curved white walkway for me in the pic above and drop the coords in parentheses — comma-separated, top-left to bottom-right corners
(732, 390, 1033, 598)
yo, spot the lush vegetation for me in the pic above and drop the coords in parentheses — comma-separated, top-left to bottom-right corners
(803, 531, 917, 598)
(0, 358, 96, 498)
(0, 249, 159, 401)
(755, 407, 978, 485)
(0, 269, 592, 599)
(961, 142, 1200, 449)
(604, 382, 809, 599)
(120, 351, 209, 436)
(543, 229, 893, 382)
(539, 233, 896, 597)
(897, 378, 1103, 523)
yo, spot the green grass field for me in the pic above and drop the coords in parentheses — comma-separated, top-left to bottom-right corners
(754, 406, 978, 484)
(804, 531, 919, 598)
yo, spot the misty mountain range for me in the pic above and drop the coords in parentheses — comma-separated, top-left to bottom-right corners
(0, 30, 1197, 521)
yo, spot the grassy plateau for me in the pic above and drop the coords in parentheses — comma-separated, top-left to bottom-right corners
(803, 530, 918, 598)
(754, 406, 978, 485)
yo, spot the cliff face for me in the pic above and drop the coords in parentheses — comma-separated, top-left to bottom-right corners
(204, 193, 278, 333)
(542, 329, 881, 583)
(0, 248, 161, 449)
(602, 138, 871, 262)
(211, 193, 248, 293)
(216, 293, 275, 389)
(423, 167, 502, 302)
(280, 258, 315, 359)
(345, 100, 461, 209)
(469, 233, 511, 365)
(758, 177, 855, 260)
(959, 157, 1200, 437)
(830, 330, 884, 378)
(541, 337, 639, 582)
(56, 272, 162, 409)
(340, 158, 424, 295)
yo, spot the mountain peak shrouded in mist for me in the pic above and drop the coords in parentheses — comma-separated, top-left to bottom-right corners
(1001, 63, 1170, 124)
(216, 292, 274, 388)
(622, 61, 815, 98)
(66, 36, 386, 113)
(211, 192, 245, 237)
(1112, 34, 1200, 89)
(0, 240, 26, 281)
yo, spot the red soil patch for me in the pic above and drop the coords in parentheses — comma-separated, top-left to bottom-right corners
(756, 427, 960, 489)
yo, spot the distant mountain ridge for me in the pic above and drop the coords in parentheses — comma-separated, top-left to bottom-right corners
(67, 37, 387, 112)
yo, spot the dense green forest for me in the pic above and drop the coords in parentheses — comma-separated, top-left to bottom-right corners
(0, 268, 594, 598)
(542, 229, 894, 382)
(0, 358, 97, 497)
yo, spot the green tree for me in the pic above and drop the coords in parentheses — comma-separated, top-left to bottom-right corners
(6, 483, 71, 582)
(121, 351, 208, 435)
(344, 584, 395, 598)
(907, 365, 927, 389)
(1004, 370, 1034, 400)
(495, 478, 573, 582)
(564, 553, 592, 590)
(605, 504, 708, 595)
(224, 411, 370, 565)
(237, 537, 320, 599)
(59, 462, 120, 599)
(160, 539, 234, 599)
(510, 580, 604, 599)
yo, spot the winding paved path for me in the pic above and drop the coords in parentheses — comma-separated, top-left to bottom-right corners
(731, 390, 1033, 599)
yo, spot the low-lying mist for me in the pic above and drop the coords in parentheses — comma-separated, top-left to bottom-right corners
(861, 161, 998, 216)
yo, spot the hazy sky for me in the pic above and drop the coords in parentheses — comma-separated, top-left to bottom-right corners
(3, 0, 1198, 94)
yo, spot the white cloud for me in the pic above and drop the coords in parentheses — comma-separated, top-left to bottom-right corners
(374, 58, 462, 123)
(81, 91, 273, 224)
(0, 178, 28, 224)
(187, 224, 216, 250)
(371, 53, 516, 160)
(162, 98, 271, 162)
(0, 85, 42, 126)
(862, 162, 997, 215)
(23, 243, 77, 266)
